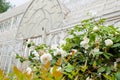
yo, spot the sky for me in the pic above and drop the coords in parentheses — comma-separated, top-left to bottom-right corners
(6, 0, 30, 7)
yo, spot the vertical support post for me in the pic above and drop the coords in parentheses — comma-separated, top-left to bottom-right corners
(3, 55, 7, 71)
(7, 55, 12, 73)
(10, 17, 14, 30)
(0, 45, 2, 69)
(42, 27, 46, 44)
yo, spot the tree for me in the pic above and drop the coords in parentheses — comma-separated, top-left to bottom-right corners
(0, 0, 11, 13)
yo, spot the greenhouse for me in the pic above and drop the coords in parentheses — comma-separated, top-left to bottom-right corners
(0, 0, 120, 79)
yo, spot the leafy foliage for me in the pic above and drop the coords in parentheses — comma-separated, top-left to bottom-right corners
(61, 18, 120, 79)
(0, 0, 11, 13)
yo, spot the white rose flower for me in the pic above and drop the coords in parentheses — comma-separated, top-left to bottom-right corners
(40, 53, 52, 64)
(93, 48, 99, 52)
(54, 48, 67, 57)
(80, 41, 87, 47)
(26, 67, 32, 74)
(105, 39, 113, 46)
(93, 26, 99, 32)
(80, 41, 89, 49)
(61, 50, 67, 57)
(80, 37, 89, 49)
(95, 36, 101, 43)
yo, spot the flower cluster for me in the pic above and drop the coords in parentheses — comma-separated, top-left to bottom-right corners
(80, 36, 90, 49)
(62, 18, 120, 79)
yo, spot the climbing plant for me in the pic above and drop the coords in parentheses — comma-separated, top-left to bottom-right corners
(1, 17, 120, 80)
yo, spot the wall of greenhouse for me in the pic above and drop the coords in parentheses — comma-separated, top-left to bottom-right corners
(0, 2, 30, 72)
(0, 0, 120, 72)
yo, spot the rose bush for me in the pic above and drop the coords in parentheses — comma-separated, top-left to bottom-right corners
(61, 18, 120, 80)
(1, 18, 120, 80)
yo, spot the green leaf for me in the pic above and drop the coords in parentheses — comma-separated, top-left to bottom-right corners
(64, 64, 74, 72)
(103, 74, 114, 80)
(16, 54, 21, 59)
(106, 67, 111, 74)
(89, 33, 97, 45)
(16, 54, 26, 63)
(81, 19, 90, 23)
(115, 72, 120, 80)
(74, 25, 80, 31)
(93, 52, 103, 57)
(109, 25, 117, 31)
(93, 61, 96, 68)
(103, 53, 113, 59)
(112, 43, 120, 48)
(98, 18, 106, 24)
(103, 53, 110, 59)
(97, 67, 105, 73)
(80, 65, 88, 73)
(80, 60, 88, 72)
(20, 58, 26, 63)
